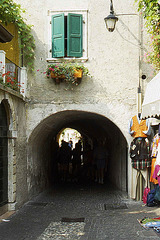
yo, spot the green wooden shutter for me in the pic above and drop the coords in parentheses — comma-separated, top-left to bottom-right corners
(67, 13, 83, 57)
(52, 14, 65, 57)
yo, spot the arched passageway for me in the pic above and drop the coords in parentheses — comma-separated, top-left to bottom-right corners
(28, 110, 128, 197)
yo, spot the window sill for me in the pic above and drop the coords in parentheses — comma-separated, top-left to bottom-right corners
(46, 57, 88, 63)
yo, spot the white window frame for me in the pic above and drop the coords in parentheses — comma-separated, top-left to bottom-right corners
(46, 9, 88, 63)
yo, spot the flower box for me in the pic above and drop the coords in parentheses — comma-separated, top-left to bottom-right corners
(50, 71, 65, 79)
(74, 69, 83, 78)
(46, 62, 90, 86)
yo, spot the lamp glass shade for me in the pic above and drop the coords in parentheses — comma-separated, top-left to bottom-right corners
(104, 15, 118, 32)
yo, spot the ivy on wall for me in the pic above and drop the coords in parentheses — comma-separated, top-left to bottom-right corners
(135, 0, 160, 70)
(0, 0, 35, 71)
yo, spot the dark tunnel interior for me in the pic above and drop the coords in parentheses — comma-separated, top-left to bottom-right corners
(27, 110, 128, 197)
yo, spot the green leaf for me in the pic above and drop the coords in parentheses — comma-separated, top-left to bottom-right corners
(135, 0, 160, 70)
(0, 0, 35, 71)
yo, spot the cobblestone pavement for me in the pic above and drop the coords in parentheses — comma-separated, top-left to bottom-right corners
(1, 181, 160, 240)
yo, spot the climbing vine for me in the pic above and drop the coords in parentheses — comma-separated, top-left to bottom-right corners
(0, 0, 35, 71)
(135, 0, 160, 70)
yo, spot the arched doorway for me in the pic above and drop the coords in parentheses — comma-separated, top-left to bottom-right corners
(27, 110, 128, 198)
(0, 101, 8, 207)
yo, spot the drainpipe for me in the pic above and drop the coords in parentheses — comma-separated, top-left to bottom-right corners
(0, 50, 6, 83)
(20, 67, 27, 97)
(137, 11, 143, 114)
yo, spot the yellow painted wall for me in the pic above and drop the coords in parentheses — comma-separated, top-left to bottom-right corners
(0, 23, 20, 66)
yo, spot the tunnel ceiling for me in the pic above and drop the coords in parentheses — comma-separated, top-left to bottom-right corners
(29, 110, 124, 144)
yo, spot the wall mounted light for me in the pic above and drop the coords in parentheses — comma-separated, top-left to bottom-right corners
(104, 0, 118, 32)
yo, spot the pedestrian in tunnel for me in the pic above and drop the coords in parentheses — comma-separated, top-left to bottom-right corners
(58, 140, 71, 182)
(93, 140, 109, 184)
(68, 138, 73, 149)
(82, 143, 93, 181)
(72, 140, 82, 182)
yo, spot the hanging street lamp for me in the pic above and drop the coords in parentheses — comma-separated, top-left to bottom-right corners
(104, 0, 118, 32)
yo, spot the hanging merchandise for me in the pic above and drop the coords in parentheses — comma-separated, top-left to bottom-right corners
(153, 165, 160, 186)
(128, 114, 151, 138)
(143, 186, 150, 204)
(143, 168, 150, 204)
(150, 159, 159, 184)
(151, 133, 159, 158)
(150, 133, 159, 184)
(151, 125, 160, 185)
(130, 138, 150, 170)
(128, 114, 151, 200)
(155, 140, 160, 165)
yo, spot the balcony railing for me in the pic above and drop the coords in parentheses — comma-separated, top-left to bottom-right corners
(5, 57, 21, 92)
(0, 50, 27, 97)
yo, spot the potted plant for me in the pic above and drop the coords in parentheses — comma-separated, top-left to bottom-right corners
(46, 62, 90, 85)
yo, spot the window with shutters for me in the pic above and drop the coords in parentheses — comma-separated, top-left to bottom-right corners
(47, 10, 88, 62)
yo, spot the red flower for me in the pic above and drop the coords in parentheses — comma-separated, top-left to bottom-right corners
(6, 77, 11, 82)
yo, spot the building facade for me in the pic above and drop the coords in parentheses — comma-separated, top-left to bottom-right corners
(0, 0, 154, 214)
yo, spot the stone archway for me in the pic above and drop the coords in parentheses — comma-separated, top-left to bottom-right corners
(0, 97, 17, 214)
(27, 110, 128, 198)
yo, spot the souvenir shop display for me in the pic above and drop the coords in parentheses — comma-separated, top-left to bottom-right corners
(151, 124, 160, 187)
(129, 114, 151, 200)
(150, 132, 159, 185)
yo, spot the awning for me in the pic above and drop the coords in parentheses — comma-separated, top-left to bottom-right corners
(142, 71, 160, 119)
(0, 24, 13, 43)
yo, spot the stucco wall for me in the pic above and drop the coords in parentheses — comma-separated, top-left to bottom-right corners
(13, 0, 153, 197)
(14, 0, 139, 132)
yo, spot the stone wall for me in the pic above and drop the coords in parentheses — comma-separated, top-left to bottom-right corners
(0, 87, 28, 210)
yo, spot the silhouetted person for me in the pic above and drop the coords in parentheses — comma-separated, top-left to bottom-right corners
(68, 139, 73, 149)
(93, 140, 108, 184)
(58, 141, 71, 182)
(72, 141, 82, 182)
(83, 144, 93, 180)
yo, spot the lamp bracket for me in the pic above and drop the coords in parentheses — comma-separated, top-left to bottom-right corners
(110, 0, 114, 14)
(115, 13, 138, 16)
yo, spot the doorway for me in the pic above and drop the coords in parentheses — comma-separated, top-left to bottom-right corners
(0, 101, 8, 207)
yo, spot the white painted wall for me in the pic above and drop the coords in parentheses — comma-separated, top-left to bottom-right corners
(14, 0, 153, 197)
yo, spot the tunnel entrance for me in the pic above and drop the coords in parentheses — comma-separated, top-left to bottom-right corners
(58, 128, 82, 148)
(28, 110, 128, 197)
